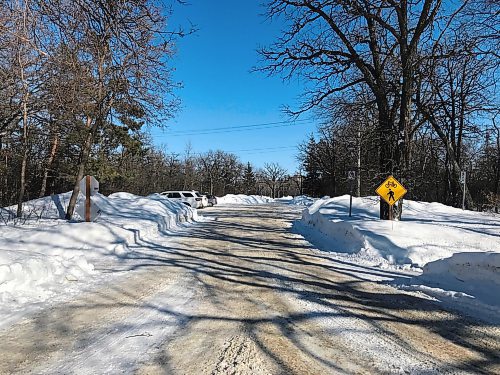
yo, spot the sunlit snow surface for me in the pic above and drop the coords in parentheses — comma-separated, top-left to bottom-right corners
(294, 195, 500, 322)
(0, 192, 198, 328)
(217, 194, 274, 205)
(1, 192, 499, 327)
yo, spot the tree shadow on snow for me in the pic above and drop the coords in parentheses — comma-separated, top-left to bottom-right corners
(3, 205, 499, 374)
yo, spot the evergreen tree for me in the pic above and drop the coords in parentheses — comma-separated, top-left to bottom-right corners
(302, 135, 321, 197)
(243, 162, 256, 194)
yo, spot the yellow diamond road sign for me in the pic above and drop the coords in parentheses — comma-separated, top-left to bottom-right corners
(376, 175, 407, 206)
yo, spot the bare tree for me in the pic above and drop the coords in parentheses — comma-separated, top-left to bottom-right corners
(198, 150, 224, 195)
(415, 28, 497, 208)
(258, 0, 452, 219)
(0, 1, 49, 217)
(260, 162, 288, 198)
(32, 0, 181, 219)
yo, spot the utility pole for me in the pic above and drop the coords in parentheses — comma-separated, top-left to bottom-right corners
(460, 171, 466, 210)
(357, 127, 361, 197)
(299, 168, 303, 195)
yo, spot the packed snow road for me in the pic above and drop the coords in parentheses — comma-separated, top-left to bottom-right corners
(0, 204, 499, 374)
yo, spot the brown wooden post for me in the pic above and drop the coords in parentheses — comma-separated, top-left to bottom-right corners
(85, 175, 91, 222)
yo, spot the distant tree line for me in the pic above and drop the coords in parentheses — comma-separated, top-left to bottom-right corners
(259, 0, 499, 215)
(94, 145, 299, 199)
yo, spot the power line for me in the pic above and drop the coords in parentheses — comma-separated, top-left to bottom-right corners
(164, 145, 298, 157)
(154, 119, 315, 137)
(158, 123, 309, 137)
(235, 148, 299, 156)
(230, 146, 297, 154)
(166, 118, 313, 134)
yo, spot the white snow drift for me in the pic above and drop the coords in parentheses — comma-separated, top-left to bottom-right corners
(301, 195, 499, 267)
(276, 195, 316, 206)
(298, 195, 500, 319)
(0, 192, 197, 327)
(217, 194, 273, 205)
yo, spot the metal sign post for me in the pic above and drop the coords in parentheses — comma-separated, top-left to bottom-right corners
(347, 170, 356, 217)
(85, 175, 91, 222)
(460, 171, 466, 210)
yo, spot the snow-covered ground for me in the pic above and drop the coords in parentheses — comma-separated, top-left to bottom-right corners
(275, 195, 316, 206)
(294, 195, 500, 322)
(0, 192, 198, 328)
(221, 194, 315, 206)
(217, 194, 274, 205)
(2, 191, 499, 329)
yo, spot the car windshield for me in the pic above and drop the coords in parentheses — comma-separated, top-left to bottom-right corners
(194, 192, 202, 197)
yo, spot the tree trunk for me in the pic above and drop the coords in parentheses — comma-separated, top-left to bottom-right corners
(16, 93, 29, 218)
(2, 138, 7, 207)
(39, 129, 59, 198)
(65, 116, 95, 220)
(397, 59, 412, 176)
(16, 8, 30, 218)
(378, 107, 397, 220)
(419, 104, 474, 209)
(0, 136, 3, 205)
(495, 126, 500, 213)
(356, 129, 361, 197)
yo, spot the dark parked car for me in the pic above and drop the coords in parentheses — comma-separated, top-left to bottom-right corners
(205, 194, 217, 206)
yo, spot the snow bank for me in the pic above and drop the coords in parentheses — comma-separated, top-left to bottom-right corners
(423, 252, 500, 287)
(298, 195, 500, 316)
(95, 192, 197, 236)
(0, 192, 197, 324)
(0, 191, 74, 221)
(276, 195, 316, 206)
(217, 194, 274, 205)
(301, 195, 500, 267)
(403, 252, 500, 305)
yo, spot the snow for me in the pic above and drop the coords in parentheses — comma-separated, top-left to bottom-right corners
(0, 192, 197, 328)
(276, 195, 316, 206)
(300, 195, 499, 267)
(296, 195, 500, 321)
(420, 252, 500, 299)
(217, 194, 274, 205)
(398, 252, 500, 322)
(2, 191, 499, 328)
(35, 273, 198, 375)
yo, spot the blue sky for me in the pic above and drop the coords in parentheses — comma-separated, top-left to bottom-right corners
(150, 1, 319, 173)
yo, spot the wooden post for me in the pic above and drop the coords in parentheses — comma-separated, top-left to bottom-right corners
(85, 175, 91, 222)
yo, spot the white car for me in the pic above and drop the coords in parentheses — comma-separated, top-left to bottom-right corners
(192, 191, 209, 208)
(160, 191, 202, 208)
